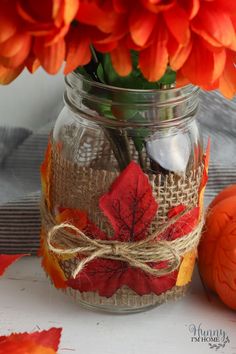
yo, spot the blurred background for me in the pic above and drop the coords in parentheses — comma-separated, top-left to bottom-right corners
(0, 68, 64, 130)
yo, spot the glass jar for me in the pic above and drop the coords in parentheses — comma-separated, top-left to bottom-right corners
(41, 71, 204, 313)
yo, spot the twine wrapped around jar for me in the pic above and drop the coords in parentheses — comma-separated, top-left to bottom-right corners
(42, 201, 204, 279)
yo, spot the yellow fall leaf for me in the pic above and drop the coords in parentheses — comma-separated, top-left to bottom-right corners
(176, 250, 197, 287)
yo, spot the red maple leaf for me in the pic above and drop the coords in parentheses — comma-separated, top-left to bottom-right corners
(68, 259, 129, 297)
(163, 205, 200, 241)
(68, 259, 178, 297)
(123, 266, 178, 296)
(99, 161, 158, 241)
(0, 327, 62, 354)
(0, 254, 27, 276)
(67, 162, 199, 297)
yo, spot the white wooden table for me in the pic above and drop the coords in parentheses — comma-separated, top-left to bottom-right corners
(0, 257, 235, 354)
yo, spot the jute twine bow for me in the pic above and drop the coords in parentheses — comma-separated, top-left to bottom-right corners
(42, 202, 203, 279)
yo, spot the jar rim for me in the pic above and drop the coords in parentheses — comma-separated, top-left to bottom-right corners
(69, 71, 199, 97)
(64, 71, 200, 127)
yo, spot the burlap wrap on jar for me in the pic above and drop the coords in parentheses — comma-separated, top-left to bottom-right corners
(40, 138, 205, 313)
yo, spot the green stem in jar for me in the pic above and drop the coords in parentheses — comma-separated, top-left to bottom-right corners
(104, 127, 132, 171)
(78, 51, 177, 173)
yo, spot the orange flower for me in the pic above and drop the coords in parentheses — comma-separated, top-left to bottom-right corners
(17, 0, 78, 40)
(74, 0, 235, 97)
(0, 64, 24, 85)
(64, 1, 126, 74)
(0, 0, 79, 81)
(64, 24, 94, 75)
(101, 0, 196, 81)
(17, 0, 79, 74)
(0, 0, 235, 98)
(176, 0, 236, 96)
(0, 1, 31, 83)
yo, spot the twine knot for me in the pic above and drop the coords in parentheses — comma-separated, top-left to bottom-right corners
(111, 244, 122, 256)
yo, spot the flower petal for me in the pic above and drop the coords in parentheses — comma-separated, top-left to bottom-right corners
(200, 80, 219, 91)
(0, 4, 17, 43)
(62, 0, 79, 24)
(17, 1, 40, 24)
(168, 35, 192, 70)
(214, 0, 236, 12)
(182, 37, 226, 86)
(64, 27, 91, 74)
(110, 41, 132, 76)
(0, 64, 24, 84)
(0, 33, 30, 58)
(34, 38, 65, 74)
(76, 2, 118, 33)
(141, 0, 175, 14)
(112, 0, 128, 13)
(129, 5, 156, 46)
(164, 4, 190, 45)
(45, 24, 70, 46)
(17, 0, 54, 23)
(178, 0, 200, 19)
(0, 36, 31, 68)
(191, 3, 235, 48)
(94, 41, 118, 53)
(219, 51, 236, 99)
(176, 69, 190, 87)
(139, 20, 168, 81)
(26, 54, 40, 73)
(212, 48, 226, 82)
(52, 0, 62, 20)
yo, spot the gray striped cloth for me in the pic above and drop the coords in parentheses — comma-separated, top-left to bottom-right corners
(0, 92, 236, 254)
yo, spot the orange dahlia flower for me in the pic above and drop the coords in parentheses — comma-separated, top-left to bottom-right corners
(179, 0, 236, 98)
(87, 0, 199, 80)
(72, 0, 236, 97)
(0, 0, 79, 83)
(64, 0, 126, 74)
(0, 1, 31, 83)
(0, 0, 235, 98)
(17, 0, 79, 74)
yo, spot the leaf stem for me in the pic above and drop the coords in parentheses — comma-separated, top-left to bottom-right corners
(138, 149, 146, 171)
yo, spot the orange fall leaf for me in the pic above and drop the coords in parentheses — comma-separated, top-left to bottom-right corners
(0, 327, 62, 354)
(0, 254, 27, 276)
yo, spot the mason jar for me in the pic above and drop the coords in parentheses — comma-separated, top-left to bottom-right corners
(40, 71, 205, 313)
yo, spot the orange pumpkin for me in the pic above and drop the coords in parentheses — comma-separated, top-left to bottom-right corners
(213, 219, 236, 310)
(209, 184, 236, 209)
(198, 186, 236, 310)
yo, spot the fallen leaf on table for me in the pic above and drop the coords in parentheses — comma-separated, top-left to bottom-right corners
(0, 327, 62, 354)
(0, 254, 27, 276)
